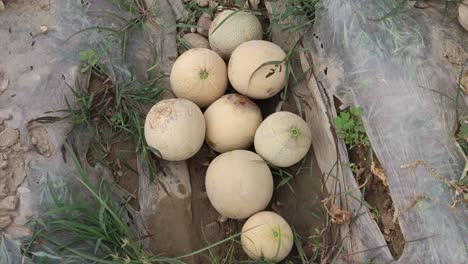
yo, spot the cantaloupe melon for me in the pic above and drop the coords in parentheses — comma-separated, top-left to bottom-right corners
(254, 111, 311, 167)
(204, 93, 262, 153)
(228, 40, 287, 99)
(144, 99, 205, 161)
(170, 48, 227, 108)
(209, 10, 263, 59)
(205, 150, 273, 219)
(241, 211, 293, 263)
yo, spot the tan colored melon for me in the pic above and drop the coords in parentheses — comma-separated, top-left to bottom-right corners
(170, 48, 227, 108)
(241, 211, 294, 263)
(254, 111, 312, 167)
(228, 40, 287, 99)
(459, 0, 468, 32)
(144, 99, 205, 161)
(204, 93, 262, 153)
(209, 10, 263, 59)
(205, 150, 273, 219)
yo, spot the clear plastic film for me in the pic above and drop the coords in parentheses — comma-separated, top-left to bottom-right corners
(309, 0, 467, 262)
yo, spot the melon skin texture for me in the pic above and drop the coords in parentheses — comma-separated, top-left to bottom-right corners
(144, 99, 205, 161)
(209, 10, 263, 59)
(205, 150, 273, 219)
(170, 48, 228, 108)
(254, 111, 312, 167)
(241, 211, 293, 263)
(460, 0, 468, 32)
(228, 40, 287, 99)
(204, 93, 262, 153)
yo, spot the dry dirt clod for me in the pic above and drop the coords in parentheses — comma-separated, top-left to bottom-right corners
(0, 160, 7, 169)
(218, 215, 228, 223)
(0, 127, 20, 149)
(203, 221, 220, 238)
(28, 122, 54, 157)
(182, 33, 210, 49)
(0, 215, 11, 228)
(40, 26, 48, 33)
(414, 0, 430, 9)
(197, 13, 212, 37)
(0, 79, 8, 94)
(197, 0, 209, 7)
(0, 195, 18, 210)
(209, 0, 220, 9)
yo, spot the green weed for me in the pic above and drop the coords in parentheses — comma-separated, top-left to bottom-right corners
(333, 107, 370, 148)
(79, 49, 105, 77)
(35, 62, 166, 180)
(21, 143, 241, 263)
(267, 0, 318, 39)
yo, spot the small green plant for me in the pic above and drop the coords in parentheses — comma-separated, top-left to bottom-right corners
(21, 143, 240, 263)
(21, 144, 171, 263)
(267, 0, 319, 38)
(333, 107, 370, 148)
(79, 49, 105, 76)
(36, 53, 166, 180)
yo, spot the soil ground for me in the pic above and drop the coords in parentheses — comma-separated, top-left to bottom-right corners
(348, 144, 405, 258)
(85, 75, 324, 262)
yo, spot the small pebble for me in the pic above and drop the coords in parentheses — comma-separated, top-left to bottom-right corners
(0, 127, 20, 149)
(0, 215, 11, 228)
(197, 13, 212, 37)
(0, 1, 5, 12)
(182, 33, 210, 49)
(40, 26, 48, 33)
(414, 0, 430, 9)
(0, 79, 8, 94)
(197, 0, 209, 7)
(0, 160, 7, 169)
(0, 196, 18, 210)
(218, 215, 228, 223)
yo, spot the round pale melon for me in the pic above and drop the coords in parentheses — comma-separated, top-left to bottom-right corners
(144, 99, 205, 161)
(204, 93, 262, 153)
(254, 111, 311, 167)
(228, 40, 287, 99)
(209, 10, 263, 59)
(205, 150, 273, 219)
(459, 0, 468, 32)
(170, 48, 227, 108)
(241, 211, 293, 263)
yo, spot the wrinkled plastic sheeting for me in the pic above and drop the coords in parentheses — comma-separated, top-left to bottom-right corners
(310, 0, 467, 263)
(0, 0, 178, 262)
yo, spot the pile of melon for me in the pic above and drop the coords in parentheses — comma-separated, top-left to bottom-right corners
(144, 8, 312, 263)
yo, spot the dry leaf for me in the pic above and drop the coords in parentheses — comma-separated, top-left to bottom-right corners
(371, 162, 388, 186)
(329, 203, 351, 224)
